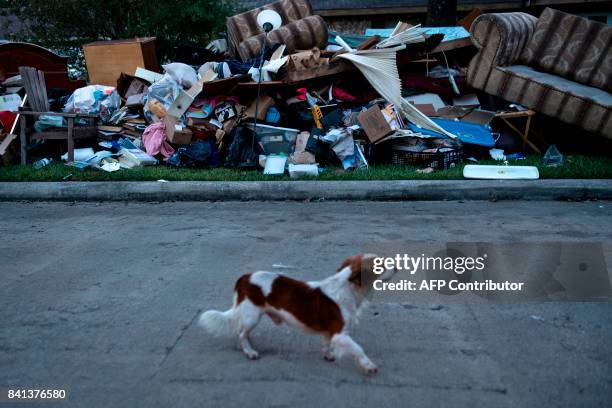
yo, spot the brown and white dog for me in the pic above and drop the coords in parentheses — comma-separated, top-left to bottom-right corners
(199, 254, 395, 374)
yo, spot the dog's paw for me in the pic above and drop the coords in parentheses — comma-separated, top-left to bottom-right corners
(324, 353, 336, 362)
(245, 350, 259, 360)
(362, 362, 378, 374)
(365, 366, 378, 374)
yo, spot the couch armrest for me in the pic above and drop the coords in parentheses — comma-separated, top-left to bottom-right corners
(470, 12, 538, 67)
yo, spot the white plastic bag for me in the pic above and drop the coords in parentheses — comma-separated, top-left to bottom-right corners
(162, 63, 198, 89)
(143, 74, 182, 123)
(63, 85, 120, 123)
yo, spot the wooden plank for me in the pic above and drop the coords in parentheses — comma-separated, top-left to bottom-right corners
(31, 128, 96, 140)
(282, 61, 356, 84)
(20, 110, 27, 164)
(235, 81, 286, 90)
(18, 111, 78, 118)
(67, 117, 74, 162)
(37, 69, 50, 111)
(34, 69, 47, 112)
(25, 67, 45, 113)
(22, 68, 36, 111)
(495, 110, 536, 119)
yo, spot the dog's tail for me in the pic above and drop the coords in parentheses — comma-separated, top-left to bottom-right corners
(198, 295, 238, 338)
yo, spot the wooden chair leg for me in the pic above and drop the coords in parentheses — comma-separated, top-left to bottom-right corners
(20, 114, 27, 165)
(67, 117, 74, 162)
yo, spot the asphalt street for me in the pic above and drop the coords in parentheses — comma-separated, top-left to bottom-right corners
(1, 201, 611, 407)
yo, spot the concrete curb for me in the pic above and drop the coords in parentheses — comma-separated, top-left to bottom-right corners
(0, 180, 611, 201)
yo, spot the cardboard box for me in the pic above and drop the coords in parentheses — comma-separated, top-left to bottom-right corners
(244, 95, 275, 121)
(83, 38, 158, 86)
(357, 106, 393, 143)
(164, 115, 193, 145)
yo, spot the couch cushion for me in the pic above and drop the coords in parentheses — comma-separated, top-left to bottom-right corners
(491, 65, 612, 138)
(519, 8, 612, 93)
(227, 0, 314, 60)
(237, 15, 328, 62)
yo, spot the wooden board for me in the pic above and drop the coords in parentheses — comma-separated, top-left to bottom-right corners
(281, 61, 356, 85)
(83, 38, 159, 86)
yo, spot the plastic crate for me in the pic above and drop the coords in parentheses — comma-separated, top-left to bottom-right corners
(391, 145, 462, 170)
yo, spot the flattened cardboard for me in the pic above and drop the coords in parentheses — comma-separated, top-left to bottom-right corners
(437, 106, 495, 125)
(461, 109, 495, 125)
(357, 106, 393, 143)
(244, 95, 275, 121)
(413, 104, 437, 117)
(405, 93, 445, 111)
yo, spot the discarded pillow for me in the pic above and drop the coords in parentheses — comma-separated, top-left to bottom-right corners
(162, 63, 198, 89)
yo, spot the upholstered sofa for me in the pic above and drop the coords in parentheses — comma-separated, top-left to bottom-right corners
(226, 0, 328, 62)
(468, 8, 612, 138)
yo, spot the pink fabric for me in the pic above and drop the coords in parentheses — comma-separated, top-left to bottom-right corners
(142, 122, 174, 160)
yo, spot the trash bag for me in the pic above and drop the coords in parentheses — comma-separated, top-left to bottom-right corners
(63, 85, 121, 123)
(143, 74, 182, 123)
(167, 140, 214, 168)
(223, 125, 262, 168)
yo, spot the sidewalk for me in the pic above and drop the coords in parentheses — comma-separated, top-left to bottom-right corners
(0, 179, 610, 201)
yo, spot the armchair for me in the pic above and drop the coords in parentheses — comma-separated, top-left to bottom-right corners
(18, 66, 98, 164)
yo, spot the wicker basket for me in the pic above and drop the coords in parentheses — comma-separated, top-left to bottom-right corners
(391, 145, 462, 170)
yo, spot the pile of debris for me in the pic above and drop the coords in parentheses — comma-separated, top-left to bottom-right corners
(0, 0, 542, 178)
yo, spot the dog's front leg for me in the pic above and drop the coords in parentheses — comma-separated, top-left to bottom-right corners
(331, 333, 377, 374)
(321, 336, 335, 362)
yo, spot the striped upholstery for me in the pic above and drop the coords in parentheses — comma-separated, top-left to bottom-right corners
(520, 8, 612, 93)
(490, 65, 611, 137)
(468, 11, 612, 139)
(237, 15, 327, 62)
(468, 12, 538, 88)
(226, 0, 327, 61)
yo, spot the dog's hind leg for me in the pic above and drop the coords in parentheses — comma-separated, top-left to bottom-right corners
(266, 311, 283, 325)
(237, 299, 262, 360)
(322, 336, 335, 362)
(331, 333, 377, 374)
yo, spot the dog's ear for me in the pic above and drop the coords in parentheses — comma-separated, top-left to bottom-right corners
(338, 254, 364, 286)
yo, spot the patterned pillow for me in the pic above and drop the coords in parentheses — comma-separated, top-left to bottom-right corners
(520, 7, 612, 93)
